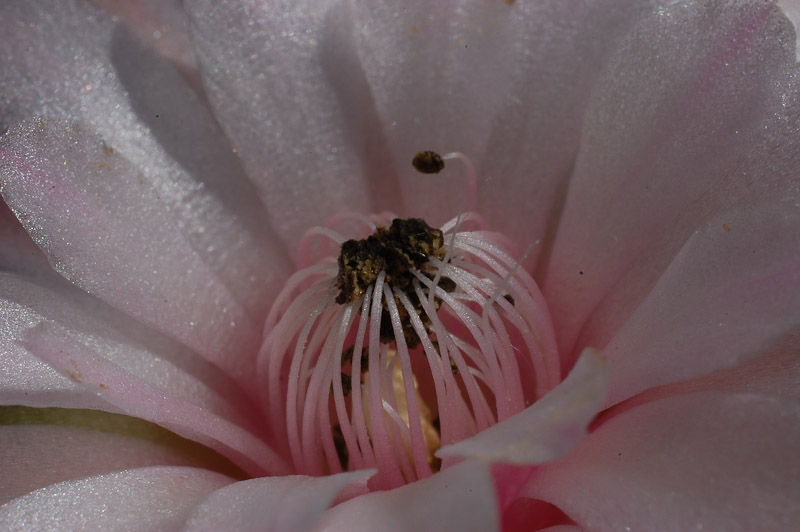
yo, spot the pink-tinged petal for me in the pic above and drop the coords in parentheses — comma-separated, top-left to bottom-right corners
(439, 349, 607, 464)
(0, 118, 282, 395)
(185, 0, 389, 246)
(0, 419, 228, 504)
(181, 470, 372, 532)
(0, 1, 290, 385)
(349, 0, 654, 255)
(605, 331, 800, 420)
(778, 0, 800, 59)
(523, 392, 800, 532)
(314, 461, 498, 532)
(502, 497, 576, 532)
(0, 271, 261, 435)
(0, 466, 234, 532)
(479, 0, 656, 260)
(20, 321, 289, 477)
(601, 200, 800, 407)
(0, 274, 116, 410)
(87, 0, 198, 85)
(557, 76, 800, 394)
(543, 0, 796, 360)
(0, 199, 50, 277)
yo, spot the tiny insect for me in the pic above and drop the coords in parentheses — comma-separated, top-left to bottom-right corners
(412, 150, 445, 174)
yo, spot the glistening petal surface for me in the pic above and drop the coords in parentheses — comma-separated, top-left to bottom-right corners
(0, 118, 275, 394)
(601, 199, 800, 407)
(543, 0, 796, 362)
(0, 0, 290, 394)
(88, 0, 198, 82)
(186, 0, 387, 246)
(348, 0, 655, 257)
(524, 391, 800, 532)
(0, 270, 257, 428)
(0, 418, 223, 504)
(0, 467, 233, 532)
(439, 349, 607, 464)
(20, 321, 288, 476)
(314, 460, 498, 532)
(181, 470, 372, 532)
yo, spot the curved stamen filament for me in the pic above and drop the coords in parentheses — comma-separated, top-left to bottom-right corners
(258, 214, 558, 489)
(368, 272, 405, 486)
(441, 152, 478, 214)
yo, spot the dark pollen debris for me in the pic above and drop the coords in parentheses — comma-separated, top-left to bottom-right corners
(412, 150, 445, 174)
(335, 218, 454, 348)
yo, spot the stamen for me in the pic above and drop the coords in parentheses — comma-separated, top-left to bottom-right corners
(412, 151, 445, 174)
(412, 150, 479, 214)
(440, 152, 478, 213)
(258, 213, 558, 490)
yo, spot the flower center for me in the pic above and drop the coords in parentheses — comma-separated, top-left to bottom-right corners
(259, 155, 559, 490)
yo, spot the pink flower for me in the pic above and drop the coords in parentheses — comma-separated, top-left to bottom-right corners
(1, 0, 799, 530)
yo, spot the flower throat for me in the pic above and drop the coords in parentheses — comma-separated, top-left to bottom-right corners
(259, 154, 559, 490)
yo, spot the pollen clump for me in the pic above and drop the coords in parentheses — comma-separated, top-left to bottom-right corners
(336, 218, 452, 348)
(335, 217, 445, 304)
(260, 211, 560, 490)
(412, 150, 445, 174)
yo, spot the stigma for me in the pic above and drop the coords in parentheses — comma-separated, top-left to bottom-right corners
(259, 211, 559, 490)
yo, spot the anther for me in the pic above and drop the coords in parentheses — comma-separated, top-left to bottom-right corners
(259, 211, 559, 489)
(412, 149, 478, 213)
(412, 150, 445, 174)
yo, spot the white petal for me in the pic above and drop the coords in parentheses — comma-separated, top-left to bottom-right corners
(314, 460, 498, 532)
(0, 272, 252, 417)
(186, 0, 384, 245)
(439, 349, 607, 464)
(0, 270, 288, 476)
(20, 321, 288, 476)
(524, 391, 800, 532)
(777, 0, 800, 60)
(0, 0, 290, 393)
(181, 470, 372, 532)
(602, 200, 800, 407)
(0, 118, 280, 394)
(349, 0, 655, 255)
(543, 0, 796, 361)
(0, 200, 50, 277)
(0, 418, 231, 504)
(0, 466, 233, 532)
(88, 0, 198, 82)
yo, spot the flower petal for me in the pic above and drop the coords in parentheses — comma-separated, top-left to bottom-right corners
(438, 349, 607, 464)
(349, 0, 654, 254)
(186, 0, 390, 245)
(0, 0, 290, 392)
(20, 321, 289, 476)
(314, 460, 498, 532)
(523, 391, 800, 531)
(602, 199, 800, 407)
(0, 466, 233, 532)
(0, 198, 50, 277)
(0, 290, 100, 410)
(543, 0, 796, 360)
(0, 271, 255, 424)
(87, 0, 198, 82)
(777, 0, 800, 60)
(0, 412, 233, 504)
(181, 470, 372, 532)
(0, 118, 281, 394)
(552, 74, 800, 404)
(0, 266, 286, 476)
(597, 330, 800, 427)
